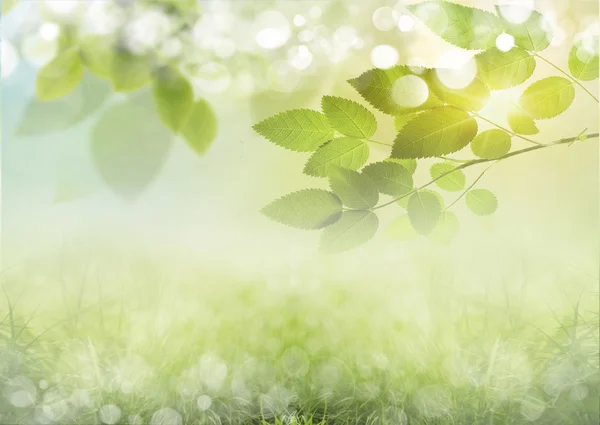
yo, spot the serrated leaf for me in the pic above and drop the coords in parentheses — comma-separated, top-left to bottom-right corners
(261, 189, 343, 230)
(329, 168, 379, 210)
(253, 109, 334, 152)
(386, 214, 418, 241)
(426, 72, 490, 111)
(91, 93, 173, 200)
(392, 106, 478, 159)
(466, 189, 498, 215)
(430, 162, 466, 192)
(496, 7, 552, 52)
(519, 77, 575, 120)
(304, 138, 369, 177)
(386, 158, 417, 175)
(569, 36, 599, 81)
(430, 211, 459, 245)
(476, 47, 536, 90)
(320, 210, 379, 253)
(394, 111, 422, 132)
(362, 162, 413, 197)
(321, 96, 377, 139)
(17, 72, 111, 137)
(407, 191, 443, 235)
(36, 48, 84, 101)
(152, 67, 194, 132)
(408, 1, 504, 50)
(470, 129, 512, 159)
(180, 99, 218, 156)
(507, 110, 539, 135)
(348, 66, 442, 116)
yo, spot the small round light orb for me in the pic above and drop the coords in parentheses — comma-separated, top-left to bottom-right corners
(21, 33, 58, 67)
(99, 404, 121, 425)
(371, 44, 399, 69)
(150, 408, 182, 425)
(1, 39, 19, 78)
(255, 11, 291, 50)
(309, 6, 322, 19)
(372, 7, 397, 32)
(293, 15, 306, 27)
(435, 51, 477, 89)
(196, 395, 212, 411)
(496, 33, 515, 52)
(497, 0, 534, 24)
(398, 15, 415, 32)
(392, 75, 429, 108)
(39, 22, 60, 41)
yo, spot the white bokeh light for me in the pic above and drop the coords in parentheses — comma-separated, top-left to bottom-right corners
(99, 404, 121, 425)
(372, 7, 397, 32)
(5, 376, 37, 408)
(21, 33, 58, 67)
(288, 45, 313, 70)
(496, 33, 515, 52)
(435, 50, 478, 89)
(124, 9, 173, 55)
(196, 395, 212, 411)
(497, 0, 535, 24)
(371, 44, 399, 69)
(191, 62, 231, 94)
(1, 39, 19, 79)
(39, 22, 60, 41)
(398, 15, 415, 32)
(150, 408, 182, 425)
(45, 0, 79, 16)
(392, 75, 429, 108)
(255, 11, 291, 50)
(293, 15, 306, 27)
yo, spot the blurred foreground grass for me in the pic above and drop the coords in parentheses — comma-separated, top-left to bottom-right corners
(0, 252, 598, 425)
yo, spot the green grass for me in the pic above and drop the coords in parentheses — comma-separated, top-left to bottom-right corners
(0, 255, 598, 425)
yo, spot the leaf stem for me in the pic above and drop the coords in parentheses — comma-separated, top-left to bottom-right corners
(472, 112, 543, 146)
(372, 132, 599, 211)
(444, 162, 497, 212)
(533, 53, 600, 103)
(366, 138, 393, 147)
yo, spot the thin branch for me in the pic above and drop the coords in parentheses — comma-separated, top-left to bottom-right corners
(366, 138, 393, 147)
(534, 53, 600, 103)
(444, 162, 497, 211)
(372, 132, 599, 211)
(473, 112, 543, 146)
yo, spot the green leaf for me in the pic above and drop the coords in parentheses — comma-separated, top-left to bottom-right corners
(476, 47, 536, 90)
(466, 189, 498, 215)
(321, 96, 377, 139)
(408, 1, 504, 50)
(110, 49, 152, 93)
(91, 93, 173, 199)
(518, 77, 575, 120)
(348, 66, 442, 116)
(261, 189, 343, 230)
(470, 129, 511, 159)
(392, 106, 478, 159)
(430, 162, 466, 192)
(507, 110, 539, 135)
(180, 99, 218, 156)
(329, 168, 379, 210)
(569, 36, 599, 81)
(17, 72, 111, 137)
(152, 67, 194, 132)
(36, 48, 84, 101)
(386, 158, 417, 175)
(253, 109, 334, 152)
(79, 34, 115, 79)
(407, 190, 443, 235)
(362, 162, 413, 197)
(386, 214, 418, 241)
(496, 7, 552, 52)
(426, 73, 490, 111)
(304, 138, 369, 177)
(394, 111, 422, 132)
(430, 211, 459, 245)
(320, 210, 379, 253)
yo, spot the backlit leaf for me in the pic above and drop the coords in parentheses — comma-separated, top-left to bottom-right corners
(321, 96, 377, 138)
(320, 210, 379, 253)
(394, 111, 422, 132)
(568, 36, 599, 81)
(407, 190, 443, 235)
(408, 1, 504, 50)
(507, 110, 539, 135)
(386, 158, 418, 175)
(476, 47, 536, 90)
(466, 189, 498, 215)
(519, 77, 575, 119)
(91, 93, 173, 200)
(362, 162, 413, 197)
(392, 106, 478, 159)
(496, 7, 552, 52)
(36, 48, 84, 101)
(427, 72, 490, 111)
(152, 67, 194, 132)
(329, 168, 379, 210)
(304, 138, 369, 177)
(261, 189, 343, 230)
(253, 109, 334, 152)
(430, 162, 466, 192)
(470, 129, 512, 159)
(180, 99, 218, 156)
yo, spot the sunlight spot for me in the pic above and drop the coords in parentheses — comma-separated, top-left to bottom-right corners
(293, 15, 306, 27)
(151, 408, 182, 425)
(191, 62, 231, 94)
(392, 75, 429, 108)
(255, 11, 290, 50)
(39, 380, 49, 390)
(45, 0, 79, 16)
(160, 38, 182, 58)
(309, 6, 322, 19)
(1, 39, 19, 78)
(496, 33, 515, 52)
(5, 376, 37, 408)
(371, 44, 399, 69)
(288, 45, 313, 70)
(39, 22, 60, 41)
(100, 404, 121, 424)
(398, 15, 415, 32)
(497, 0, 535, 24)
(196, 395, 212, 411)
(435, 51, 477, 89)
(373, 7, 397, 32)
(21, 33, 58, 67)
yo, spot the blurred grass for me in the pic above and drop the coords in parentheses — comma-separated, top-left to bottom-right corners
(0, 252, 598, 425)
